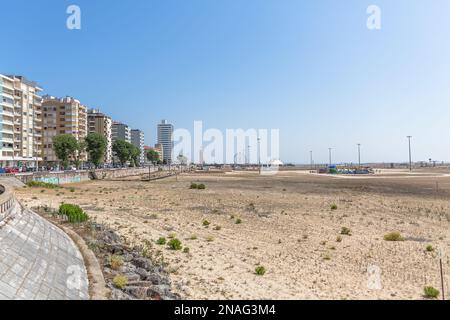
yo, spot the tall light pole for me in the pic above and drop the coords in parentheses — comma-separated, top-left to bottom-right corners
(357, 144, 361, 169)
(310, 151, 313, 170)
(328, 148, 333, 167)
(257, 138, 261, 174)
(407, 136, 412, 171)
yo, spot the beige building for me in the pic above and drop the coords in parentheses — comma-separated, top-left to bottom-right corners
(0, 74, 43, 168)
(88, 109, 112, 164)
(42, 96, 87, 164)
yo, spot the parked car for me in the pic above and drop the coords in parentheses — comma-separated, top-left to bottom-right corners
(0, 168, 6, 174)
(5, 168, 19, 174)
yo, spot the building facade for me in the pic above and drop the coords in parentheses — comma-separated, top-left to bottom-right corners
(88, 109, 112, 164)
(131, 129, 145, 166)
(0, 74, 43, 168)
(112, 121, 131, 143)
(157, 120, 173, 163)
(42, 96, 88, 164)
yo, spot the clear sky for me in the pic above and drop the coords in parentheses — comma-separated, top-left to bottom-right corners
(2, 0, 450, 164)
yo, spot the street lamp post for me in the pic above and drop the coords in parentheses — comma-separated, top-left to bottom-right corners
(310, 151, 313, 170)
(328, 148, 333, 167)
(257, 137, 261, 174)
(407, 136, 412, 171)
(357, 144, 361, 169)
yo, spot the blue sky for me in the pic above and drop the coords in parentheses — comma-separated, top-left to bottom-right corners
(2, 0, 450, 164)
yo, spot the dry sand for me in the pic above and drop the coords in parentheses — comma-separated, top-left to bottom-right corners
(15, 170, 450, 300)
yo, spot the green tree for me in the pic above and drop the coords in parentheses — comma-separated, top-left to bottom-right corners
(52, 134, 79, 169)
(129, 144, 141, 167)
(85, 133, 107, 168)
(112, 139, 132, 166)
(146, 149, 160, 165)
(73, 139, 86, 169)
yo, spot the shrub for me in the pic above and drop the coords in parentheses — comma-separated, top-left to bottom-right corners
(383, 232, 404, 241)
(426, 245, 434, 252)
(183, 247, 190, 254)
(255, 266, 266, 275)
(69, 187, 75, 192)
(27, 180, 58, 189)
(197, 184, 206, 190)
(113, 275, 128, 289)
(190, 183, 198, 189)
(110, 255, 123, 271)
(340, 227, 351, 235)
(330, 204, 338, 210)
(235, 218, 242, 224)
(156, 237, 167, 245)
(206, 236, 214, 242)
(58, 203, 89, 223)
(202, 219, 210, 226)
(168, 238, 182, 250)
(423, 286, 439, 299)
(214, 225, 222, 231)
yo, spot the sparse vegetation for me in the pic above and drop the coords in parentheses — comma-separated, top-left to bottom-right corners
(168, 238, 183, 250)
(202, 219, 210, 226)
(426, 245, 435, 252)
(255, 266, 266, 275)
(190, 183, 206, 190)
(110, 255, 124, 270)
(183, 247, 190, 254)
(113, 275, 128, 289)
(235, 218, 242, 224)
(331, 204, 338, 210)
(58, 203, 89, 223)
(423, 286, 439, 299)
(383, 232, 404, 242)
(340, 227, 351, 235)
(156, 237, 167, 245)
(27, 181, 58, 189)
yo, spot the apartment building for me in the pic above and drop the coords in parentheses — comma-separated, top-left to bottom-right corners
(131, 129, 145, 166)
(42, 96, 87, 164)
(0, 74, 43, 168)
(88, 109, 112, 164)
(112, 121, 131, 143)
(157, 120, 173, 163)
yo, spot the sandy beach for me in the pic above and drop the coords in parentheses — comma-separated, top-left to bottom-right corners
(16, 170, 450, 300)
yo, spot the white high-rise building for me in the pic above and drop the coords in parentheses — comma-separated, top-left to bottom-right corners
(157, 120, 173, 164)
(0, 74, 43, 168)
(131, 129, 145, 165)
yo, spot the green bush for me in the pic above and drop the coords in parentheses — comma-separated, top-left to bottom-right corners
(168, 238, 182, 250)
(190, 183, 198, 189)
(330, 204, 338, 210)
(202, 219, 210, 226)
(27, 180, 58, 189)
(255, 266, 266, 276)
(58, 203, 89, 223)
(340, 227, 351, 235)
(197, 184, 206, 190)
(235, 218, 242, 224)
(423, 286, 439, 299)
(156, 237, 167, 245)
(383, 232, 404, 241)
(113, 275, 128, 289)
(426, 245, 434, 252)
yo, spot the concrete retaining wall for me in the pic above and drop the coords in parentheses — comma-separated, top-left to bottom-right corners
(0, 182, 89, 300)
(15, 168, 150, 185)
